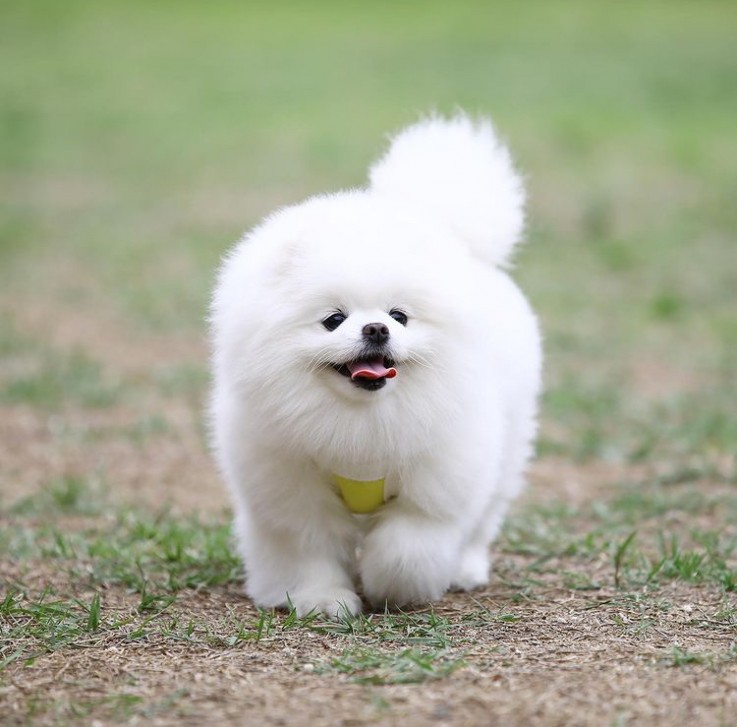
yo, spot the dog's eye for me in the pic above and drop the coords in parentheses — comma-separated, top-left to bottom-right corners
(322, 312, 347, 331)
(389, 309, 408, 326)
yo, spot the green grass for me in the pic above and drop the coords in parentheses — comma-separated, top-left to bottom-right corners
(663, 644, 737, 671)
(1, 590, 107, 668)
(0, 349, 122, 409)
(0, 580, 469, 685)
(3, 481, 733, 673)
(2, 0, 736, 340)
(3, 514, 240, 595)
(9, 474, 108, 517)
(501, 478, 737, 593)
(324, 645, 464, 685)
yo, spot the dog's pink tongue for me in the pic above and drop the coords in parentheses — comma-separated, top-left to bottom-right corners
(348, 359, 397, 381)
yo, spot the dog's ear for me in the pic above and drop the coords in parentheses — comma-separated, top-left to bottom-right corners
(368, 113, 525, 269)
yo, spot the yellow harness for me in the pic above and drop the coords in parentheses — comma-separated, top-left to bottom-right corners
(333, 474, 386, 514)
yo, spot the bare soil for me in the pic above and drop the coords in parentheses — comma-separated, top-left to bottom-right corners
(3, 553, 735, 726)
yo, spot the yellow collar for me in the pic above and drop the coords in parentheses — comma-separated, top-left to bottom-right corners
(333, 474, 386, 514)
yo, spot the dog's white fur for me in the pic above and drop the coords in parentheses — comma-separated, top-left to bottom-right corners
(210, 114, 542, 617)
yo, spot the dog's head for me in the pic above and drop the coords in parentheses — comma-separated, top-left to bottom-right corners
(214, 192, 477, 406)
(279, 193, 462, 402)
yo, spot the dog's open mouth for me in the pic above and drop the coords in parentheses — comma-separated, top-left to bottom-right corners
(332, 357, 397, 391)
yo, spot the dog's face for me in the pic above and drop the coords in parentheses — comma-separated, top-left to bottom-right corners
(319, 308, 403, 392)
(291, 250, 442, 403)
(305, 306, 435, 406)
(248, 193, 475, 404)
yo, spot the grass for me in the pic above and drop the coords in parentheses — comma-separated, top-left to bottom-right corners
(2, 513, 240, 595)
(324, 646, 464, 685)
(2, 543, 468, 681)
(3, 478, 735, 679)
(1, 0, 736, 724)
(1, 591, 106, 667)
(0, 348, 122, 409)
(664, 644, 737, 671)
(9, 475, 108, 517)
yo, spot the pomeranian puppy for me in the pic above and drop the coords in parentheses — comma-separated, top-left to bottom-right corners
(209, 114, 542, 617)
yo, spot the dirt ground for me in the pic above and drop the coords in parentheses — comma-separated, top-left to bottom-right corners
(3, 584, 736, 727)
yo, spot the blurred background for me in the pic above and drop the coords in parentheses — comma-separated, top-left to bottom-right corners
(1, 0, 735, 507)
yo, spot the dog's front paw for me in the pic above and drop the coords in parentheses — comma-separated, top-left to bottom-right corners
(290, 587, 362, 620)
(360, 516, 456, 609)
(449, 543, 490, 592)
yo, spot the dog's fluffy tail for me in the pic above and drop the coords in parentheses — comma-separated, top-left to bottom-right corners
(368, 114, 525, 268)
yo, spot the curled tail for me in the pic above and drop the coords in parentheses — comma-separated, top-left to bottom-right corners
(369, 114, 525, 268)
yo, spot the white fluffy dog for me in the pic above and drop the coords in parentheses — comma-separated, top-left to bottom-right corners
(209, 114, 542, 617)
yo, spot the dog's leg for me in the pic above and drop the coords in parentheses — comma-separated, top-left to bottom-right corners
(359, 497, 464, 608)
(450, 424, 534, 592)
(449, 498, 512, 592)
(227, 457, 362, 618)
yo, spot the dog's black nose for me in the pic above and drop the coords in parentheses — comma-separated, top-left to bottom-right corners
(362, 322, 390, 345)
